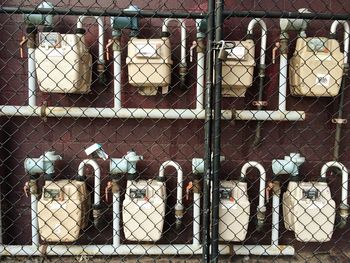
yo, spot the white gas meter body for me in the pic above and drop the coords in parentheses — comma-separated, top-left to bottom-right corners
(289, 37, 344, 97)
(221, 40, 256, 97)
(35, 32, 92, 93)
(218, 180, 250, 241)
(126, 37, 173, 96)
(283, 181, 336, 242)
(38, 180, 90, 242)
(123, 179, 166, 241)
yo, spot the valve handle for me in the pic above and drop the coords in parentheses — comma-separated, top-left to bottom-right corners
(19, 36, 28, 59)
(190, 41, 197, 62)
(105, 39, 114, 61)
(186, 181, 193, 200)
(272, 42, 280, 64)
(23, 181, 30, 197)
(105, 181, 113, 202)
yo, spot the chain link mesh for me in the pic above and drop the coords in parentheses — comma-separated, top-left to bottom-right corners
(0, 1, 349, 262)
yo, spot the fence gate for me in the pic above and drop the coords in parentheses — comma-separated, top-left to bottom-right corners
(0, 1, 350, 262)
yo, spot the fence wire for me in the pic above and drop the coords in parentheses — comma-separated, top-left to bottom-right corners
(0, 1, 350, 263)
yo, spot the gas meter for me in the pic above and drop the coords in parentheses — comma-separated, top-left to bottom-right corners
(126, 37, 173, 96)
(283, 181, 336, 242)
(38, 179, 89, 242)
(289, 37, 344, 97)
(218, 180, 250, 241)
(35, 31, 92, 93)
(221, 40, 256, 97)
(123, 179, 166, 241)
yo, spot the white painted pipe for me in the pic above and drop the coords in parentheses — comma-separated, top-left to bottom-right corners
(28, 48, 36, 107)
(0, 243, 294, 256)
(0, 106, 306, 121)
(0, 244, 204, 256)
(196, 50, 205, 111)
(235, 109, 305, 121)
(162, 18, 186, 67)
(272, 191, 280, 246)
(159, 161, 183, 212)
(113, 45, 122, 110)
(193, 192, 200, 245)
(31, 194, 39, 248)
(330, 20, 350, 64)
(113, 192, 120, 247)
(77, 16, 105, 65)
(247, 18, 267, 65)
(78, 159, 101, 206)
(240, 161, 266, 214)
(232, 245, 295, 256)
(321, 161, 349, 206)
(279, 53, 288, 112)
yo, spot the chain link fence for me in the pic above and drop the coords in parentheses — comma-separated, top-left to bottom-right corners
(0, 0, 350, 262)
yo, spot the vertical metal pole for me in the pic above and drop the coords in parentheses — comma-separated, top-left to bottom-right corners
(202, 0, 215, 261)
(333, 66, 348, 160)
(211, 0, 224, 262)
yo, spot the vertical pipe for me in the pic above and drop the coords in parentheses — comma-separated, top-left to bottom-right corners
(31, 194, 39, 247)
(113, 192, 120, 246)
(193, 192, 201, 245)
(196, 50, 205, 111)
(211, 0, 224, 261)
(28, 48, 36, 107)
(202, 0, 215, 261)
(271, 182, 280, 246)
(113, 39, 122, 110)
(278, 53, 288, 112)
(180, 19, 187, 67)
(97, 17, 105, 65)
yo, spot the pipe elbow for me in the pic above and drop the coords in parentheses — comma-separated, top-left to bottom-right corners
(320, 161, 348, 179)
(241, 161, 266, 180)
(247, 18, 267, 35)
(78, 159, 101, 178)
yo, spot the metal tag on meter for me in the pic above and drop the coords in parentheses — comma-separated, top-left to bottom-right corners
(130, 188, 147, 199)
(219, 187, 232, 200)
(43, 188, 61, 200)
(39, 32, 61, 47)
(303, 188, 319, 201)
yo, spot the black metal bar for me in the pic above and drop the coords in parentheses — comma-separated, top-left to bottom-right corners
(223, 10, 350, 20)
(211, 0, 224, 261)
(202, 0, 215, 261)
(0, 6, 206, 18)
(2, 6, 350, 20)
(333, 65, 348, 160)
(253, 74, 265, 147)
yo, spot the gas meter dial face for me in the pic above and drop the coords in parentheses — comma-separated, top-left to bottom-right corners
(39, 32, 61, 48)
(219, 187, 232, 200)
(130, 188, 147, 199)
(43, 188, 61, 200)
(303, 187, 319, 201)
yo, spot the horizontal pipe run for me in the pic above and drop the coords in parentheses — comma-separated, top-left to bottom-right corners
(235, 110, 305, 121)
(0, 244, 203, 256)
(2, 7, 350, 20)
(232, 245, 295, 256)
(0, 106, 305, 121)
(1, 244, 295, 256)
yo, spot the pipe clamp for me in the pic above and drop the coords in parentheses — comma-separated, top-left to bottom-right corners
(332, 118, 347, 124)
